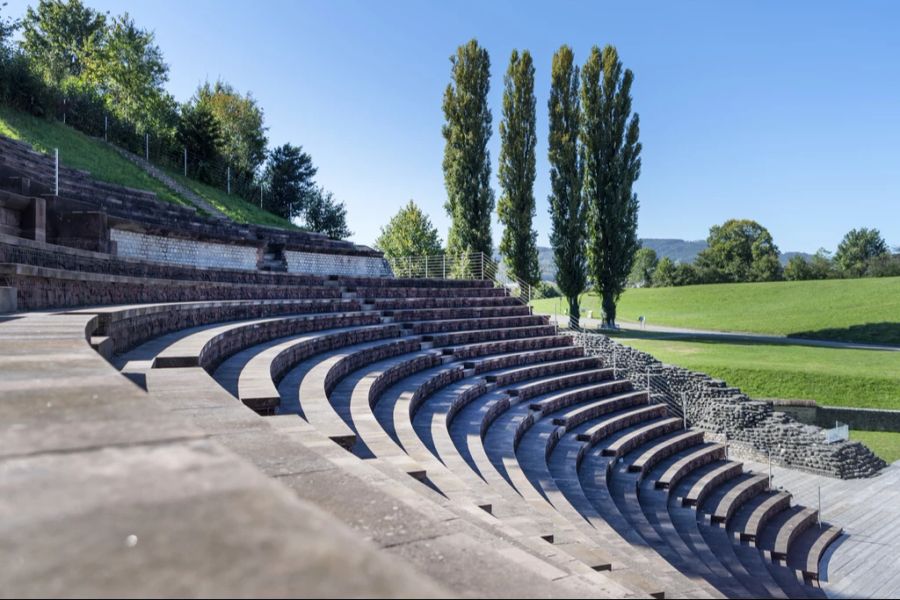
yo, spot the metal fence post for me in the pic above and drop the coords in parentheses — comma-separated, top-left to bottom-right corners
(612, 347, 617, 378)
(682, 393, 687, 428)
(425, 255, 429, 278)
(442, 255, 446, 279)
(145, 133, 149, 161)
(818, 486, 822, 528)
(227, 166, 231, 195)
(183, 147, 188, 177)
(104, 115, 108, 142)
(54, 148, 59, 196)
(480, 253, 485, 280)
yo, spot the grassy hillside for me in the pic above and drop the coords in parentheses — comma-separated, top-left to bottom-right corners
(0, 105, 294, 228)
(162, 167, 297, 229)
(610, 332, 900, 410)
(0, 106, 191, 207)
(532, 277, 900, 345)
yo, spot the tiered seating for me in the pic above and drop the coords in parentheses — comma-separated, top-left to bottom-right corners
(3, 240, 850, 598)
(0, 135, 377, 257)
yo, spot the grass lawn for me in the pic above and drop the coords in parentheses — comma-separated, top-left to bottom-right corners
(0, 106, 191, 207)
(531, 277, 900, 346)
(609, 331, 900, 410)
(850, 430, 900, 464)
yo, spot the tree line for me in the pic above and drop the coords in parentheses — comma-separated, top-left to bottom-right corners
(0, 0, 349, 238)
(628, 221, 899, 288)
(377, 40, 642, 329)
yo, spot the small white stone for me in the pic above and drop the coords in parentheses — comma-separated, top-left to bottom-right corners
(125, 534, 138, 548)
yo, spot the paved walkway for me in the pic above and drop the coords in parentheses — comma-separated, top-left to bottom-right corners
(539, 313, 900, 352)
(744, 460, 900, 598)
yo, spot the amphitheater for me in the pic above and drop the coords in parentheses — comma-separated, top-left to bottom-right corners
(1, 133, 899, 599)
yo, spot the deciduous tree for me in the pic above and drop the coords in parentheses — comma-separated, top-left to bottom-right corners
(834, 227, 889, 277)
(21, 0, 106, 84)
(375, 200, 443, 262)
(695, 219, 782, 282)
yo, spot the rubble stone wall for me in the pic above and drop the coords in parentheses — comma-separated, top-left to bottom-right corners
(572, 332, 886, 479)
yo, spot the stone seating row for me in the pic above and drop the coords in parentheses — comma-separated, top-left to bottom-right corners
(73, 298, 361, 354)
(409, 314, 546, 335)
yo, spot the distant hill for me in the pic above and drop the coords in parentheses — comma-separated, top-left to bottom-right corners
(534, 239, 813, 282)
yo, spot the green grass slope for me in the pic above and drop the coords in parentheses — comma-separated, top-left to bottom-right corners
(532, 277, 900, 345)
(162, 167, 296, 229)
(0, 105, 295, 228)
(611, 332, 900, 410)
(0, 106, 190, 207)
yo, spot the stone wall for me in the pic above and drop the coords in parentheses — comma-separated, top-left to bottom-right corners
(111, 228, 258, 270)
(572, 332, 886, 479)
(111, 228, 393, 276)
(284, 249, 391, 277)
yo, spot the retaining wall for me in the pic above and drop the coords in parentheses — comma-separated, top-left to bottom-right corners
(572, 332, 886, 479)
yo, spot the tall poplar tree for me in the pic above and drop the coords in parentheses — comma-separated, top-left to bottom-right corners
(581, 45, 641, 327)
(547, 45, 586, 329)
(498, 49, 540, 286)
(442, 39, 494, 260)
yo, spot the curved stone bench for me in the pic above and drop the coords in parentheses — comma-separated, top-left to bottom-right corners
(576, 404, 668, 447)
(735, 491, 792, 544)
(655, 444, 726, 490)
(371, 296, 519, 310)
(801, 525, 842, 581)
(409, 314, 546, 335)
(483, 352, 593, 379)
(236, 324, 401, 413)
(710, 473, 770, 525)
(551, 390, 649, 430)
(529, 379, 634, 416)
(0, 262, 342, 309)
(429, 324, 555, 347)
(773, 506, 818, 560)
(386, 304, 531, 322)
(408, 350, 590, 418)
(603, 417, 682, 459)
(509, 368, 613, 401)
(151, 312, 381, 371)
(629, 430, 706, 476)
(299, 336, 423, 448)
(72, 298, 359, 354)
(451, 334, 572, 360)
(683, 461, 743, 508)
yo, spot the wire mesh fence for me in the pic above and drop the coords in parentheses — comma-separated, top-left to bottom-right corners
(385, 252, 535, 304)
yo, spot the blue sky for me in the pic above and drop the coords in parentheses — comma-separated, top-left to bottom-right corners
(6, 0, 900, 252)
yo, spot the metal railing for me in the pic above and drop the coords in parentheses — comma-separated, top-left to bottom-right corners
(386, 252, 535, 304)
